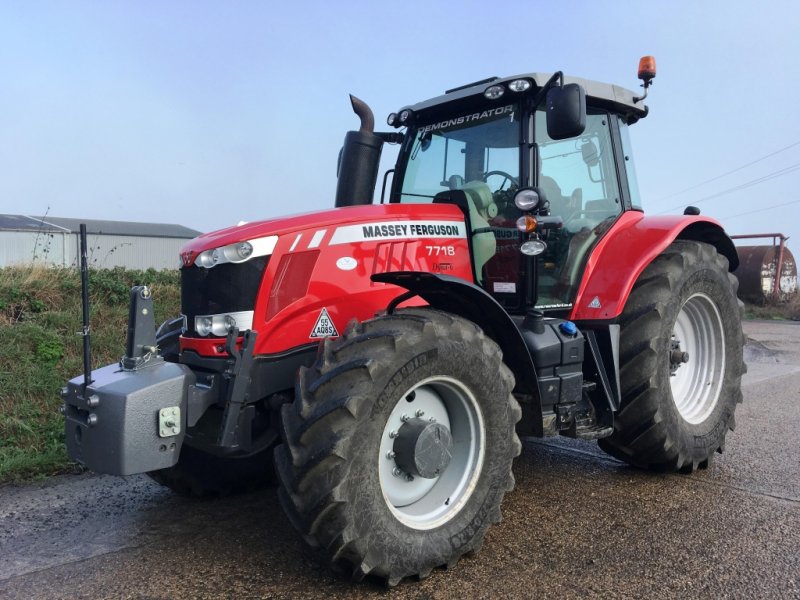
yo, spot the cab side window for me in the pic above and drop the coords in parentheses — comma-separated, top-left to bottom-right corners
(534, 111, 623, 309)
(535, 111, 622, 230)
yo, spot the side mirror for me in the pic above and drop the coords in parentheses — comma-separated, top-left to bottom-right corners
(581, 140, 599, 167)
(546, 83, 586, 140)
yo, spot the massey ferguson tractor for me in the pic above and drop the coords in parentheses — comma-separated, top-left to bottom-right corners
(62, 57, 745, 586)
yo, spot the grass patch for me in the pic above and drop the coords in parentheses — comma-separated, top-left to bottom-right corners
(0, 265, 180, 483)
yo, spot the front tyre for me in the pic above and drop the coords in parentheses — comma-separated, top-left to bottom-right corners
(275, 308, 521, 586)
(147, 444, 276, 497)
(598, 240, 745, 472)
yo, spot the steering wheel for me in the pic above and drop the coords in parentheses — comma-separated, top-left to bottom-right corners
(482, 170, 519, 191)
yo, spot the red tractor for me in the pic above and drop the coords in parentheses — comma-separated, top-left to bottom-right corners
(63, 58, 745, 586)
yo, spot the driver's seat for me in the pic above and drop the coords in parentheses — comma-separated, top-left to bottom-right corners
(433, 181, 497, 284)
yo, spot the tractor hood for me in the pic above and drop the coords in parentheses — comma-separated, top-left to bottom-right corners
(179, 204, 465, 267)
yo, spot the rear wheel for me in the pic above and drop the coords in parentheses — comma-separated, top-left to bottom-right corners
(275, 308, 521, 586)
(598, 241, 745, 472)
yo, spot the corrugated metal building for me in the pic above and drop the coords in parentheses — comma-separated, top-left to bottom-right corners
(0, 215, 201, 270)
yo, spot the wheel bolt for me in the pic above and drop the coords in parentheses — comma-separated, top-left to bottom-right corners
(392, 467, 403, 477)
(415, 409, 425, 417)
(389, 430, 399, 439)
(428, 417, 436, 423)
(401, 414, 410, 422)
(386, 451, 396, 459)
(405, 474, 414, 482)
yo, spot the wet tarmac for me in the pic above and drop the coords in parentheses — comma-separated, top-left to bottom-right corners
(1, 320, 798, 599)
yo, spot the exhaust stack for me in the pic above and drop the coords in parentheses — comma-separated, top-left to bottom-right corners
(334, 95, 383, 208)
(350, 94, 375, 133)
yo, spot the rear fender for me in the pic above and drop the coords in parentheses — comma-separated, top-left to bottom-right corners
(570, 213, 738, 321)
(372, 271, 543, 435)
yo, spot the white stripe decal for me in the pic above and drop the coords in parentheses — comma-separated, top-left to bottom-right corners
(308, 229, 327, 248)
(329, 220, 466, 245)
(289, 234, 302, 252)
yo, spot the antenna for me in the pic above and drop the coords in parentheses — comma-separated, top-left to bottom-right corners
(79, 224, 93, 391)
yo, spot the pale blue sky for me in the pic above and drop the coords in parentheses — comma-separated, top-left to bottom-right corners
(2, 1, 799, 252)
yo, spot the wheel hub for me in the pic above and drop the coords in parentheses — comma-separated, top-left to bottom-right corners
(378, 377, 484, 530)
(393, 418, 453, 479)
(669, 337, 690, 375)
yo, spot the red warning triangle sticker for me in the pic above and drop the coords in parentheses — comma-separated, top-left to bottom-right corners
(310, 307, 339, 338)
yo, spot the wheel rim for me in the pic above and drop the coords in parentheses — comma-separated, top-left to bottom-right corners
(669, 293, 726, 425)
(378, 376, 484, 531)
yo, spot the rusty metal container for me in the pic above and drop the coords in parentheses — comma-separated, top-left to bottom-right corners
(734, 245, 797, 304)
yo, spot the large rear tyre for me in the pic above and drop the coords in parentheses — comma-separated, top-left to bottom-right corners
(147, 443, 276, 497)
(598, 240, 745, 472)
(275, 308, 521, 586)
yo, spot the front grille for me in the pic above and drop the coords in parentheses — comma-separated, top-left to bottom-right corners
(181, 256, 269, 335)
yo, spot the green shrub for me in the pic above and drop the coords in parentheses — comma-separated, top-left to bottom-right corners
(0, 265, 180, 482)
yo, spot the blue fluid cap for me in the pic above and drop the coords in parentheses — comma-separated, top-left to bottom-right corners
(559, 321, 578, 336)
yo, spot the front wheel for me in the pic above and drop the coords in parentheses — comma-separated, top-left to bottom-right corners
(598, 240, 745, 472)
(275, 308, 521, 585)
(147, 443, 276, 497)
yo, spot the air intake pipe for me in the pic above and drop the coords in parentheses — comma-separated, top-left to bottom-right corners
(334, 95, 384, 208)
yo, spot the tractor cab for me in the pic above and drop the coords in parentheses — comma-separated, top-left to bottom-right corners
(386, 71, 648, 315)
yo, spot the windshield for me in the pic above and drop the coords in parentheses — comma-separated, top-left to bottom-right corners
(397, 104, 520, 203)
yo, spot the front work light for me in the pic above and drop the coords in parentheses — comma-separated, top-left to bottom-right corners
(508, 79, 531, 92)
(514, 188, 540, 211)
(484, 85, 505, 100)
(387, 112, 398, 126)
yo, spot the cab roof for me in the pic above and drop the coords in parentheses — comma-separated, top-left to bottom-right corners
(399, 72, 648, 125)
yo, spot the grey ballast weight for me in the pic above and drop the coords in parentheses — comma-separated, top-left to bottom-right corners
(63, 360, 195, 475)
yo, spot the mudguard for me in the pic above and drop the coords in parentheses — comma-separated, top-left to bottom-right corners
(372, 272, 542, 433)
(570, 212, 738, 321)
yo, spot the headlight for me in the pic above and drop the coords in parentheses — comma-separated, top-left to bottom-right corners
(521, 239, 547, 256)
(194, 311, 254, 337)
(189, 235, 277, 269)
(195, 316, 213, 336)
(223, 241, 253, 262)
(195, 250, 217, 268)
(514, 188, 540, 211)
